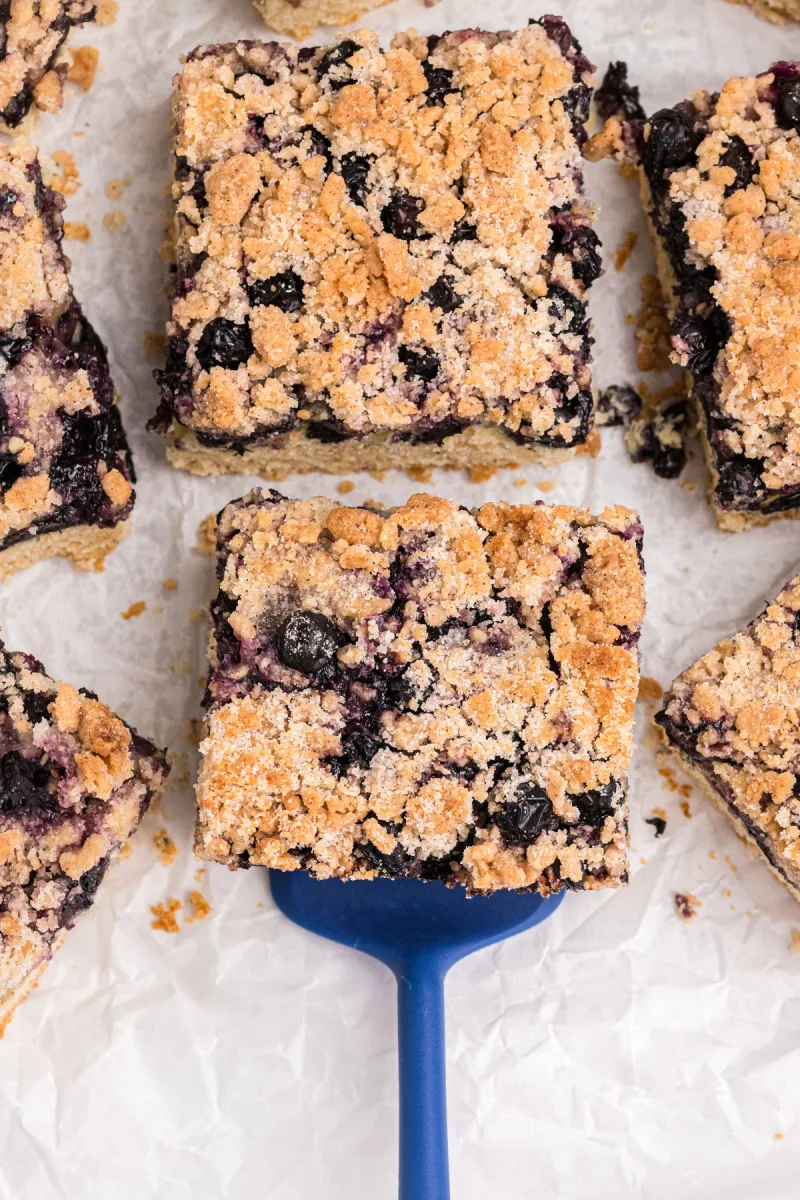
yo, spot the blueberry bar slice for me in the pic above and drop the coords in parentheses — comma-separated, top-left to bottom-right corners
(591, 64, 800, 530)
(656, 575, 800, 903)
(196, 490, 644, 895)
(152, 20, 600, 480)
(725, 0, 800, 22)
(0, 139, 135, 579)
(0, 0, 104, 129)
(253, 0, 392, 43)
(0, 641, 169, 1032)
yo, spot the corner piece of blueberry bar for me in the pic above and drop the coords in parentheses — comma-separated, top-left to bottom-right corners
(152, 19, 601, 480)
(657, 573, 800, 904)
(195, 490, 645, 896)
(0, 641, 169, 1033)
(0, 138, 135, 580)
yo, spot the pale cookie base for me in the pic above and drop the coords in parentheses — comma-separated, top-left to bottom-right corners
(166, 422, 577, 480)
(0, 520, 131, 581)
(0, 932, 65, 1037)
(657, 729, 800, 905)
(724, 0, 800, 22)
(252, 0, 393, 40)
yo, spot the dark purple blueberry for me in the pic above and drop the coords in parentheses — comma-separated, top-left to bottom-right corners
(327, 727, 383, 777)
(643, 109, 699, 190)
(0, 751, 58, 813)
(1, 85, 33, 129)
(720, 136, 755, 194)
(358, 836, 413, 876)
(276, 610, 340, 674)
(316, 39, 360, 89)
(551, 223, 602, 285)
(424, 275, 462, 314)
(526, 382, 592, 447)
(776, 76, 800, 132)
(248, 271, 304, 312)
(546, 283, 588, 334)
(305, 419, 349, 443)
(0, 187, 17, 214)
(398, 345, 440, 382)
(61, 857, 110, 925)
(0, 331, 33, 369)
(595, 61, 645, 122)
(597, 385, 642, 427)
(646, 816, 666, 837)
(195, 318, 253, 370)
(672, 308, 730, 377)
(388, 665, 433, 709)
(530, 15, 578, 58)
(451, 219, 477, 243)
(298, 46, 317, 64)
(629, 400, 689, 481)
(339, 152, 372, 206)
(0, 455, 22, 491)
(561, 83, 593, 146)
(573, 782, 617, 823)
(715, 455, 763, 509)
(302, 126, 332, 170)
(22, 688, 53, 725)
(423, 62, 457, 106)
(495, 782, 556, 846)
(397, 416, 465, 445)
(381, 192, 425, 240)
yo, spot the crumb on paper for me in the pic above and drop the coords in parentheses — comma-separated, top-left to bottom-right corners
(63, 221, 90, 242)
(536, 479, 555, 494)
(680, 480, 696, 492)
(723, 888, 732, 899)
(680, 800, 692, 820)
(645, 815, 667, 837)
(368, 469, 387, 482)
(105, 176, 131, 201)
(170, 652, 189, 676)
(143, 331, 165, 357)
(153, 829, 178, 866)
(197, 513, 216, 557)
(657, 759, 692, 799)
(121, 600, 146, 620)
(67, 46, 99, 92)
(186, 717, 204, 746)
(775, 1133, 784, 1142)
(336, 480, 355, 494)
(194, 867, 206, 884)
(116, 841, 133, 861)
(576, 429, 602, 459)
(674, 892, 700, 923)
(791, 930, 800, 955)
(96, 0, 119, 23)
(638, 676, 663, 702)
(150, 899, 181, 933)
(364, 498, 383, 510)
(185, 891, 212, 923)
(160, 238, 177, 264)
(104, 210, 127, 233)
(634, 274, 672, 373)
(613, 231, 638, 271)
(49, 150, 80, 197)
(190, 607, 206, 624)
(407, 466, 433, 483)
(513, 478, 528, 488)
(469, 465, 497, 484)
(162, 578, 178, 592)
(709, 850, 717, 860)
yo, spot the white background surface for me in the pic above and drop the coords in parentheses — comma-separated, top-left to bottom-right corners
(1, 0, 800, 1196)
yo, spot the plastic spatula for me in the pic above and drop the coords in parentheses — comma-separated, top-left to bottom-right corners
(269, 870, 564, 1200)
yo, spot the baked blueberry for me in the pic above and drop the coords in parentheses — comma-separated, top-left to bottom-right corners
(248, 272, 305, 312)
(276, 611, 340, 674)
(195, 318, 254, 370)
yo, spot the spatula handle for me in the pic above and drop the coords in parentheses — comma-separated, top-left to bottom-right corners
(395, 956, 450, 1200)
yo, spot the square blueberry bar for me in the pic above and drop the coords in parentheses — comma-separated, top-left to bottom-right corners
(152, 20, 601, 480)
(657, 575, 800, 903)
(0, 138, 135, 579)
(0, 641, 169, 1033)
(196, 490, 644, 895)
(726, 0, 800, 22)
(0, 0, 106, 129)
(252, 0, 392, 43)
(590, 63, 800, 530)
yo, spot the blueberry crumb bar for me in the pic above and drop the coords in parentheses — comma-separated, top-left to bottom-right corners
(724, 0, 800, 24)
(0, 641, 169, 1032)
(0, 138, 134, 579)
(0, 0, 109, 129)
(656, 574, 800, 904)
(589, 63, 800, 530)
(152, 20, 601, 480)
(252, 0, 392, 44)
(196, 490, 644, 895)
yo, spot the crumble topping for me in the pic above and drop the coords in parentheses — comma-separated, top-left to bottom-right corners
(196, 490, 644, 895)
(0, 0, 100, 128)
(154, 23, 600, 457)
(0, 642, 169, 1018)
(657, 572, 800, 893)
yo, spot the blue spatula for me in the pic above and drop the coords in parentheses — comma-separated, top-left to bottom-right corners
(269, 870, 564, 1200)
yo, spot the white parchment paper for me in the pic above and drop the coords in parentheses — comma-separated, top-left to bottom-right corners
(2, 0, 800, 1195)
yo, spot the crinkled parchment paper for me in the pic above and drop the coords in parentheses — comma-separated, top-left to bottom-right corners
(1, 1, 800, 1196)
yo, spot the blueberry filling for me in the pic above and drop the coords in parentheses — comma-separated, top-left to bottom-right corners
(61, 857, 111, 926)
(775, 73, 800, 132)
(451, 219, 477, 243)
(0, 331, 33, 370)
(672, 308, 731, 377)
(316, 40, 360, 89)
(596, 385, 642, 428)
(195, 318, 254, 370)
(573, 782, 617, 823)
(302, 126, 333, 170)
(595, 61, 645, 122)
(495, 782, 556, 846)
(381, 192, 425, 240)
(0, 751, 58, 813)
(550, 221, 602, 285)
(720, 136, 755, 194)
(643, 108, 700, 194)
(339, 152, 372, 207)
(275, 610, 340, 674)
(398, 345, 440, 382)
(424, 276, 462, 314)
(248, 271, 304, 312)
(546, 283, 587, 334)
(0, 454, 22, 491)
(423, 62, 458, 106)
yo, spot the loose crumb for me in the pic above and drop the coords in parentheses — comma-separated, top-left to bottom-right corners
(143, 331, 165, 357)
(49, 150, 80, 197)
(645, 815, 667, 837)
(634, 274, 672, 373)
(658, 761, 692, 799)
(96, 0, 119, 22)
(150, 899, 181, 933)
(116, 842, 133, 862)
(638, 676, 663, 702)
(368, 470, 387, 482)
(709, 850, 717, 860)
(407, 466, 433, 483)
(775, 1133, 784, 1142)
(121, 600, 146, 620)
(187, 717, 204, 745)
(513, 478, 528, 488)
(469, 465, 497, 484)
(104, 210, 127, 233)
(190, 607, 206, 624)
(162, 578, 178, 591)
(67, 46, 99, 92)
(105, 176, 131, 201)
(536, 479, 555, 494)
(576, 429, 602, 459)
(194, 867, 206, 884)
(679, 800, 692, 820)
(613, 231, 638, 272)
(196, 514, 216, 557)
(679, 480, 696, 492)
(185, 890, 212, 923)
(791, 930, 800, 955)
(153, 829, 178, 866)
(63, 221, 90, 242)
(674, 893, 700, 923)
(336, 480, 355, 494)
